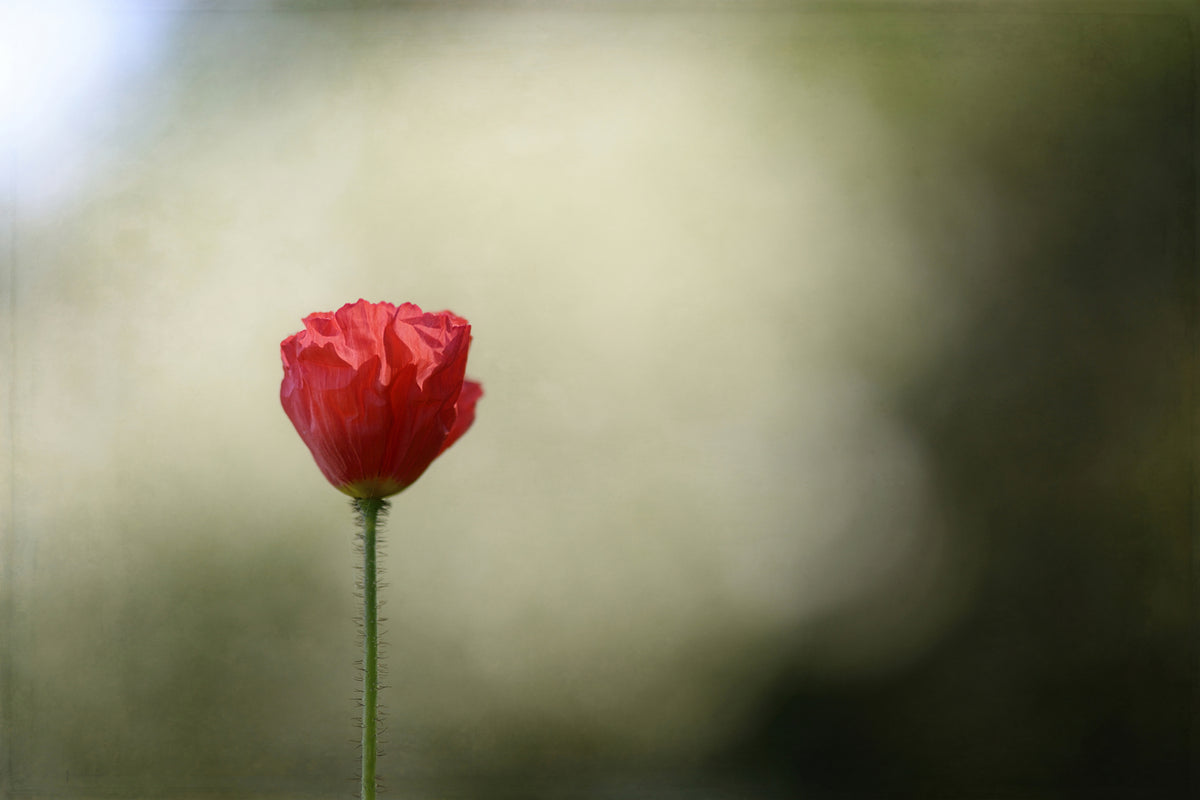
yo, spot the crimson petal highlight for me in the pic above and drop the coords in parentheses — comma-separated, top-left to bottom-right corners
(281, 299, 482, 498)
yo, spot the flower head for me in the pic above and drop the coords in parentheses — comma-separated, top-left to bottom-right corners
(280, 299, 482, 498)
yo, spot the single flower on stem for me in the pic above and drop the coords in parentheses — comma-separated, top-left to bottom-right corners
(280, 299, 482, 800)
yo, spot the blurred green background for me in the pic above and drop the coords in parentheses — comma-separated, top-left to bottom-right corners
(0, 2, 1193, 799)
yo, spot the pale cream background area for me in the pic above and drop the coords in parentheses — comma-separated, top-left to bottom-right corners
(3, 5, 989, 797)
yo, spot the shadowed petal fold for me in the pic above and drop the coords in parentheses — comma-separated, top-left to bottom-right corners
(280, 299, 482, 498)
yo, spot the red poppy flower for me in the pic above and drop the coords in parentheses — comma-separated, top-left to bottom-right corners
(280, 299, 482, 498)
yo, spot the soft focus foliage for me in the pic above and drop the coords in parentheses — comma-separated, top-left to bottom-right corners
(0, 5, 1191, 799)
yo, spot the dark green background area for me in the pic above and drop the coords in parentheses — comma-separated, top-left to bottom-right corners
(1, 4, 1194, 799)
(729, 13, 1195, 799)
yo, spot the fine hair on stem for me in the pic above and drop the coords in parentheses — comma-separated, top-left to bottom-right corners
(353, 497, 389, 800)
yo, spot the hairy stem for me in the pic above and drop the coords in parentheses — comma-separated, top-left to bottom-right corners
(355, 497, 386, 800)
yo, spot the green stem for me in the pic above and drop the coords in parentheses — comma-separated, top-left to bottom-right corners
(355, 497, 386, 800)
